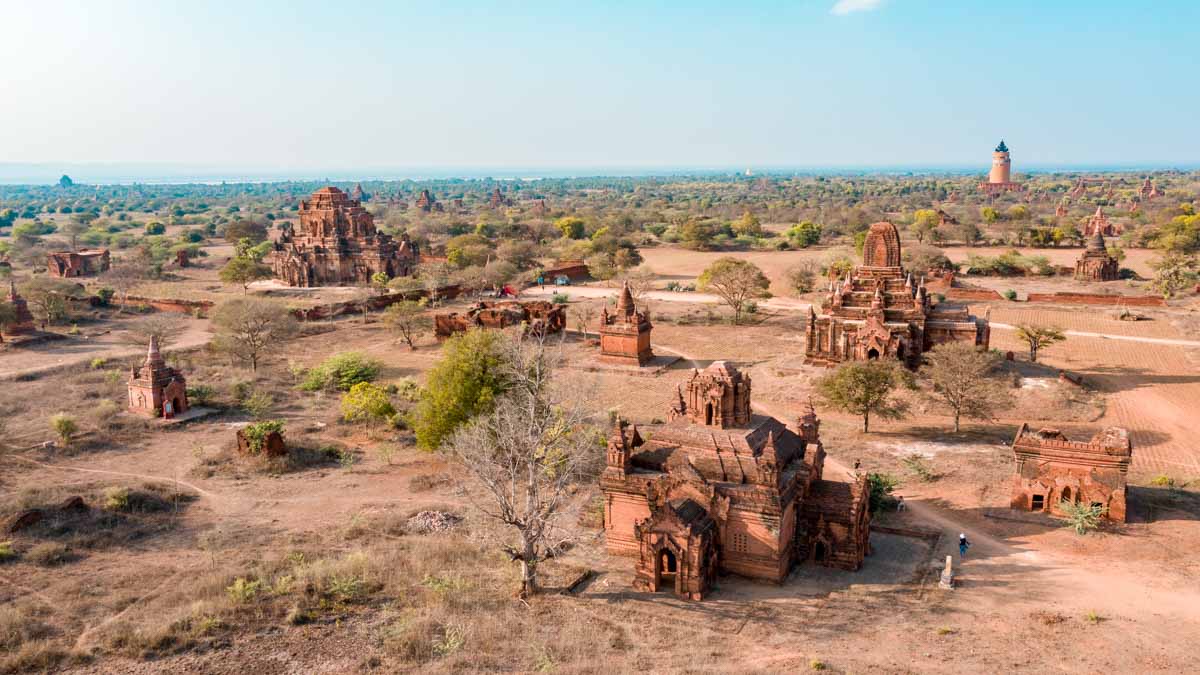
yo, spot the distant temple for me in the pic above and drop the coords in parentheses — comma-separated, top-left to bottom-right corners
(601, 363, 870, 600)
(1074, 231, 1119, 282)
(2, 281, 36, 337)
(272, 186, 418, 287)
(1138, 177, 1161, 202)
(598, 282, 654, 366)
(127, 336, 189, 418)
(1082, 206, 1121, 237)
(805, 222, 989, 368)
(414, 189, 443, 213)
(47, 249, 110, 278)
(489, 187, 511, 209)
(978, 140, 1023, 196)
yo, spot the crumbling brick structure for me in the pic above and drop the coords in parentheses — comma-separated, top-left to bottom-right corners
(601, 363, 870, 600)
(1010, 423, 1132, 522)
(236, 427, 287, 457)
(2, 281, 36, 337)
(598, 282, 653, 366)
(272, 187, 418, 287)
(1074, 231, 1119, 282)
(127, 336, 189, 418)
(434, 300, 565, 340)
(805, 221, 989, 368)
(47, 249, 110, 278)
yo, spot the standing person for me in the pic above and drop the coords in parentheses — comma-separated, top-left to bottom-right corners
(958, 533, 970, 559)
(896, 495, 905, 512)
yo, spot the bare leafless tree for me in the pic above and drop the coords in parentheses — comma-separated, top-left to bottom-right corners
(121, 314, 187, 350)
(442, 332, 601, 598)
(571, 303, 596, 339)
(102, 258, 147, 313)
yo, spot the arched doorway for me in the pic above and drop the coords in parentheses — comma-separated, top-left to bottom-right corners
(813, 541, 827, 563)
(866, 348, 880, 360)
(657, 549, 677, 591)
(896, 344, 905, 361)
(704, 402, 713, 426)
(1061, 487, 1073, 505)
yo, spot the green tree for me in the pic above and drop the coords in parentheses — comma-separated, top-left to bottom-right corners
(678, 219, 716, 250)
(697, 257, 771, 325)
(341, 382, 396, 423)
(922, 343, 1012, 432)
(219, 255, 271, 294)
(816, 360, 912, 433)
(909, 209, 939, 243)
(785, 221, 822, 248)
(50, 413, 78, 446)
(554, 216, 586, 239)
(1013, 324, 1066, 363)
(731, 211, 763, 237)
(412, 328, 510, 450)
(211, 297, 298, 372)
(980, 206, 999, 224)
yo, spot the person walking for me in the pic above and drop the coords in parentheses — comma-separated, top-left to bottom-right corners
(958, 533, 970, 559)
(896, 496, 905, 512)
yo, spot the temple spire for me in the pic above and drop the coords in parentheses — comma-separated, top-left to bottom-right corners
(616, 281, 635, 316)
(146, 334, 164, 368)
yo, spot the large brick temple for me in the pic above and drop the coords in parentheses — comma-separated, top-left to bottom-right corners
(601, 362, 871, 600)
(272, 186, 419, 287)
(804, 221, 990, 368)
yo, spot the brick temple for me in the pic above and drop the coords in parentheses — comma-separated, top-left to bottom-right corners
(601, 362, 871, 600)
(1082, 206, 1121, 237)
(434, 300, 566, 340)
(804, 221, 989, 368)
(2, 281, 35, 337)
(1074, 231, 1119, 282)
(1138, 177, 1160, 202)
(414, 189, 443, 213)
(47, 249, 110, 278)
(1010, 424, 1132, 522)
(127, 336, 189, 418)
(598, 281, 653, 366)
(272, 187, 418, 287)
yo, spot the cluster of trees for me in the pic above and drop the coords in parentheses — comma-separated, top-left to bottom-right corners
(817, 327, 1065, 434)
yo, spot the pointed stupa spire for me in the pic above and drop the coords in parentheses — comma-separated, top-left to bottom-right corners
(616, 280, 635, 316)
(146, 334, 164, 368)
(1087, 229, 1107, 253)
(1094, 205, 1103, 217)
(7, 279, 16, 300)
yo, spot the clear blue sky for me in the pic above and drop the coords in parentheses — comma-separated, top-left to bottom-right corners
(3, 0, 1197, 172)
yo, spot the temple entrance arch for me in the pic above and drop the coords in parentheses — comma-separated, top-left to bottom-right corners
(656, 548, 678, 592)
(813, 540, 828, 563)
(867, 348, 880, 360)
(1061, 487, 1072, 504)
(705, 402, 713, 426)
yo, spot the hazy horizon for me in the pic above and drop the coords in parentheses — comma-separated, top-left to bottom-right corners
(4, 1, 1198, 173)
(1, 160, 1196, 187)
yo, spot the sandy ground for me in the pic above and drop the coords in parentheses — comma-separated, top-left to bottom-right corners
(2, 277, 1199, 671)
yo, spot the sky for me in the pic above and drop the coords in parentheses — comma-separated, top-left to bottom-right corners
(1, 0, 1198, 179)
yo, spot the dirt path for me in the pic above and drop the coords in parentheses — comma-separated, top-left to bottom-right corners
(521, 285, 813, 312)
(989, 321, 1200, 348)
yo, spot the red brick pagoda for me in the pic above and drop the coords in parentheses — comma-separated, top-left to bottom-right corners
(272, 186, 418, 287)
(127, 336, 189, 418)
(598, 282, 654, 366)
